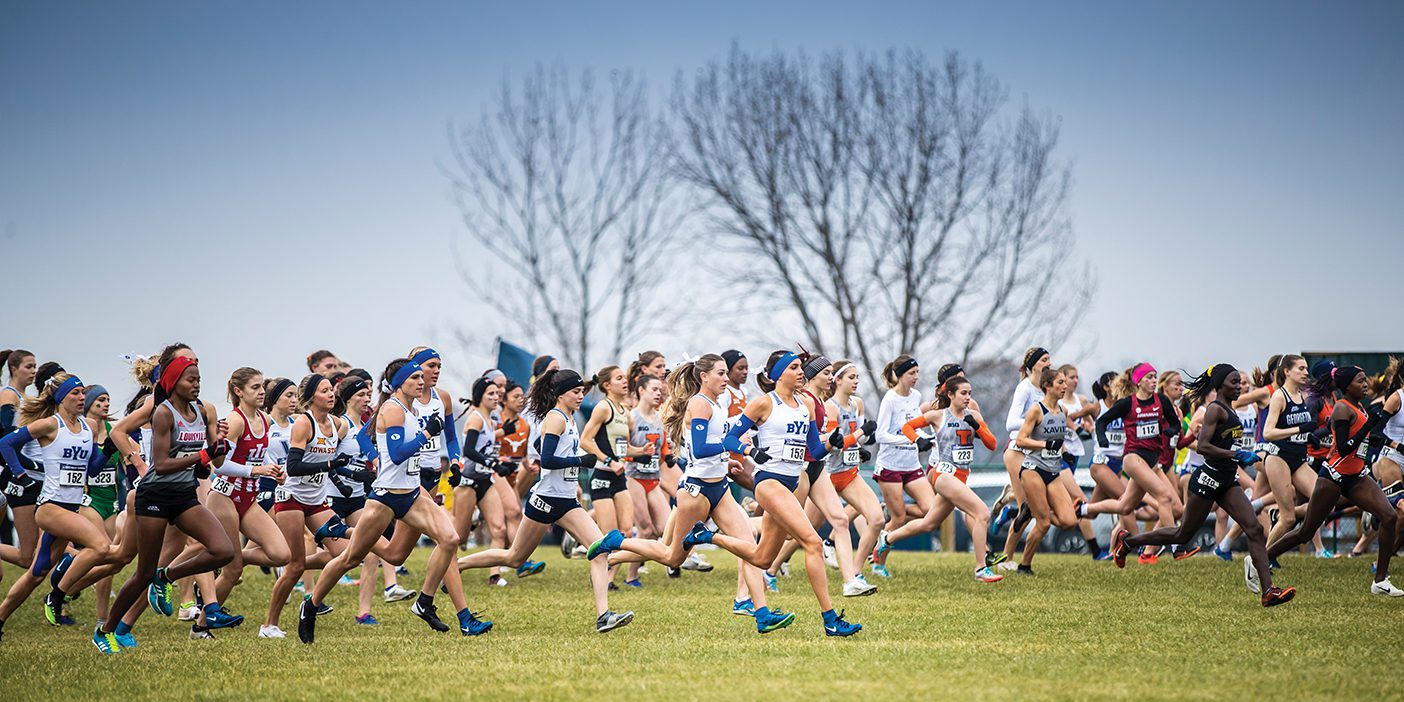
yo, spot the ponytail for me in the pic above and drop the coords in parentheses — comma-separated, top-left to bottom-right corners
(1274, 354, 1305, 388)
(367, 359, 413, 436)
(755, 350, 789, 393)
(662, 355, 721, 448)
(881, 354, 916, 389)
(1251, 354, 1283, 389)
(227, 367, 262, 407)
(1373, 357, 1403, 398)
(19, 371, 73, 425)
(527, 369, 564, 418)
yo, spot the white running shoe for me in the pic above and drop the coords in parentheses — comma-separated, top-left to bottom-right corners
(842, 577, 878, 597)
(996, 560, 1018, 572)
(561, 532, 578, 559)
(178, 605, 200, 622)
(571, 545, 588, 559)
(777, 562, 790, 577)
(681, 552, 714, 572)
(1370, 578, 1404, 597)
(383, 584, 416, 603)
(258, 625, 286, 639)
(1243, 555, 1262, 594)
(823, 541, 838, 570)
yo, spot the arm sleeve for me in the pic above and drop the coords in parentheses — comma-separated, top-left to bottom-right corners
(443, 409, 461, 462)
(806, 420, 829, 461)
(1005, 381, 1034, 434)
(213, 444, 254, 478)
(87, 439, 113, 474)
(461, 429, 493, 465)
(356, 426, 377, 460)
(690, 418, 726, 459)
(1159, 395, 1181, 435)
(875, 394, 907, 446)
(284, 447, 321, 477)
(0, 404, 15, 438)
(976, 422, 998, 451)
(538, 433, 581, 470)
(385, 426, 426, 466)
(0, 427, 33, 476)
(1095, 398, 1132, 448)
(901, 416, 929, 442)
(723, 415, 757, 455)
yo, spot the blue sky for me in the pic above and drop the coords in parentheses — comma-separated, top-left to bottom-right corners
(3, 1, 1401, 403)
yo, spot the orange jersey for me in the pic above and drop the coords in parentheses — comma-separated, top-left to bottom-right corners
(498, 414, 530, 460)
(1307, 396, 1335, 460)
(1327, 399, 1368, 476)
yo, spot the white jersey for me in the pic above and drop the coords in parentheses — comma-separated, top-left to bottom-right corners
(875, 387, 922, 472)
(267, 416, 294, 470)
(466, 408, 498, 476)
(40, 415, 92, 506)
(1235, 405, 1259, 452)
(413, 391, 446, 471)
(375, 398, 421, 492)
(337, 415, 369, 499)
(1005, 378, 1040, 438)
(755, 391, 810, 478)
(280, 413, 343, 506)
(532, 408, 581, 499)
(1383, 389, 1404, 443)
(627, 407, 663, 479)
(1093, 399, 1126, 462)
(1058, 396, 1086, 458)
(685, 394, 729, 480)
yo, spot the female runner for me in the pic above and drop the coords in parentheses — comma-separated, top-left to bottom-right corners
(1109, 364, 1296, 606)
(1259, 355, 1319, 547)
(996, 347, 1053, 568)
(81, 386, 125, 627)
(0, 349, 40, 570)
(328, 374, 396, 623)
(869, 355, 935, 579)
(622, 374, 672, 587)
(1371, 358, 1404, 487)
(580, 365, 646, 585)
(1010, 368, 1079, 575)
(821, 361, 885, 586)
(451, 376, 517, 587)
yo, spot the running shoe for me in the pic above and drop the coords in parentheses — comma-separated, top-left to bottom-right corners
(875, 530, 892, 556)
(683, 522, 715, 548)
(190, 624, 215, 640)
(1173, 545, 1201, 561)
(1093, 549, 1112, 562)
(1111, 530, 1129, 569)
(459, 609, 493, 636)
(487, 574, 509, 588)
(114, 629, 137, 649)
(337, 574, 356, 586)
(595, 610, 634, 633)
(1316, 549, 1336, 559)
(204, 604, 245, 629)
(667, 566, 682, 579)
(516, 560, 546, 577)
(355, 614, 380, 626)
(870, 564, 892, 578)
(996, 560, 1018, 572)
(43, 591, 63, 626)
(1267, 507, 1280, 528)
(763, 571, 779, 592)
(823, 540, 838, 570)
(985, 551, 1009, 568)
(974, 566, 1004, 583)
(147, 569, 176, 617)
(681, 551, 714, 572)
(1137, 552, 1159, 565)
(395, 565, 410, 576)
(1261, 586, 1296, 607)
(313, 515, 349, 546)
(49, 552, 74, 590)
(1370, 578, 1404, 597)
(992, 503, 1016, 535)
(411, 599, 450, 632)
(1011, 503, 1033, 533)
(1072, 498, 1086, 519)
(756, 608, 796, 634)
(92, 629, 120, 655)
(1014, 565, 1035, 576)
(586, 529, 625, 560)
(733, 598, 756, 616)
(1268, 558, 1281, 570)
(178, 603, 200, 621)
(624, 579, 644, 589)
(297, 597, 316, 644)
(822, 609, 861, 637)
(316, 602, 333, 616)
(560, 532, 578, 559)
(777, 562, 790, 577)
(258, 625, 286, 639)
(383, 584, 416, 602)
(571, 544, 589, 558)
(1213, 546, 1233, 562)
(607, 582, 620, 592)
(1243, 555, 1262, 594)
(842, 577, 877, 597)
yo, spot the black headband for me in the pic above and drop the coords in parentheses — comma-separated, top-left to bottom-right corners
(337, 377, 368, 406)
(721, 349, 744, 371)
(1207, 363, 1237, 390)
(1334, 366, 1363, 393)
(265, 378, 295, 411)
(802, 355, 832, 380)
(937, 364, 963, 385)
(532, 356, 556, 379)
(550, 370, 583, 395)
(301, 374, 327, 404)
(894, 357, 918, 379)
(1024, 348, 1048, 372)
(472, 376, 494, 405)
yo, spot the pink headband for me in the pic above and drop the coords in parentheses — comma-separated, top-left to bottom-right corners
(1131, 363, 1156, 386)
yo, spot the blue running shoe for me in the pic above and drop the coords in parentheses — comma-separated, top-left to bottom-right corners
(586, 529, 624, 560)
(993, 503, 1016, 532)
(355, 613, 380, 626)
(516, 560, 546, 577)
(763, 571, 779, 592)
(871, 564, 892, 578)
(732, 598, 755, 617)
(313, 516, 349, 546)
(823, 609, 861, 637)
(337, 574, 356, 586)
(1269, 558, 1281, 570)
(1213, 546, 1233, 562)
(682, 522, 715, 548)
(316, 602, 333, 616)
(875, 531, 891, 555)
(92, 628, 120, 655)
(459, 609, 493, 636)
(624, 579, 644, 589)
(114, 629, 137, 650)
(147, 568, 175, 617)
(756, 608, 796, 634)
(204, 604, 245, 630)
(1093, 549, 1113, 562)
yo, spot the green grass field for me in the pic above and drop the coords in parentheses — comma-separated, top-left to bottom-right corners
(0, 548, 1395, 701)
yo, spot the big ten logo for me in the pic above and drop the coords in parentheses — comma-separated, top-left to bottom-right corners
(62, 446, 90, 461)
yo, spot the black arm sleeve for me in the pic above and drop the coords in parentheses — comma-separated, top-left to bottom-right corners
(1094, 397, 1132, 448)
(461, 429, 493, 465)
(284, 447, 320, 476)
(1159, 394, 1180, 436)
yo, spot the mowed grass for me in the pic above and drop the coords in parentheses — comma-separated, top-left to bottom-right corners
(0, 548, 1396, 701)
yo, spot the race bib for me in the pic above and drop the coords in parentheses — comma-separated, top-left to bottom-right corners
(529, 494, 551, 512)
(782, 440, 806, 463)
(1356, 441, 1370, 459)
(88, 470, 116, 487)
(1289, 432, 1308, 444)
(1040, 448, 1060, 461)
(642, 458, 660, 474)
(406, 462, 420, 476)
(1135, 423, 1159, 440)
(3, 482, 22, 497)
(934, 461, 957, 476)
(1106, 430, 1125, 445)
(614, 438, 627, 458)
(211, 475, 235, 496)
(274, 486, 290, 502)
(681, 481, 702, 498)
(1195, 471, 1220, 490)
(305, 472, 325, 486)
(591, 478, 612, 490)
(842, 448, 860, 466)
(81, 494, 93, 508)
(1234, 435, 1255, 451)
(59, 468, 86, 487)
(421, 435, 441, 454)
(563, 466, 579, 481)
(952, 447, 974, 465)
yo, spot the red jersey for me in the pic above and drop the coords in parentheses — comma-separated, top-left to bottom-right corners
(1327, 400, 1368, 476)
(222, 408, 268, 494)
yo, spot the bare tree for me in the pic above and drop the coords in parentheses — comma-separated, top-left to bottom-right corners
(673, 46, 1094, 390)
(443, 64, 684, 371)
